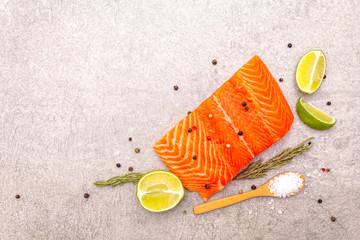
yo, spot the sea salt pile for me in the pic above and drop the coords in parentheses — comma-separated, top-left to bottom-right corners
(268, 172, 304, 198)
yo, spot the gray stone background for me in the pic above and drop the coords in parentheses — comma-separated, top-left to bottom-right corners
(1, 0, 359, 239)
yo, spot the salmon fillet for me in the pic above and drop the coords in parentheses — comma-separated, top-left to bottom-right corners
(154, 56, 294, 201)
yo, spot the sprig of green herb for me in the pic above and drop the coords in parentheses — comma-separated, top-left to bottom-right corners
(94, 138, 313, 187)
(233, 137, 313, 180)
(94, 173, 144, 187)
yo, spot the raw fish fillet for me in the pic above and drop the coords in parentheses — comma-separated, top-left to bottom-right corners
(154, 56, 294, 201)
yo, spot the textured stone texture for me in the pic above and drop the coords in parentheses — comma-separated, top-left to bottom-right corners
(0, 0, 359, 239)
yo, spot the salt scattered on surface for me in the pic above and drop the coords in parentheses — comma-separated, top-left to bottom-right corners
(278, 209, 283, 214)
(270, 206, 274, 210)
(249, 210, 253, 215)
(306, 173, 311, 177)
(268, 172, 304, 198)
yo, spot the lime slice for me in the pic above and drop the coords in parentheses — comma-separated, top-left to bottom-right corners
(296, 97, 336, 130)
(136, 170, 185, 212)
(296, 50, 326, 94)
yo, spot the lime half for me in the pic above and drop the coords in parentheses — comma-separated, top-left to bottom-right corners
(296, 50, 326, 94)
(136, 170, 185, 212)
(296, 97, 336, 130)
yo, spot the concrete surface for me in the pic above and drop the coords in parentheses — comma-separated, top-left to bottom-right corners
(1, 0, 359, 239)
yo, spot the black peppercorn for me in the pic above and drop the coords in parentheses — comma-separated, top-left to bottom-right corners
(318, 199, 322, 204)
(323, 74, 326, 79)
(205, 184, 210, 189)
(327, 101, 331, 106)
(192, 156, 197, 160)
(174, 86, 179, 91)
(135, 148, 140, 153)
(116, 163, 121, 168)
(15, 195, 20, 199)
(129, 167, 133, 172)
(212, 59, 217, 65)
(331, 216, 336, 222)
(188, 128, 192, 133)
(187, 111, 191, 115)
(238, 131, 243, 136)
(279, 78, 283, 82)
(84, 193, 89, 198)
(245, 107, 249, 111)
(326, 168, 330, 172)
(242, 102, 247, 107)
(288, 43, 292, 48)
(251, 185, 256, 190)
(128, 137, 132, 141)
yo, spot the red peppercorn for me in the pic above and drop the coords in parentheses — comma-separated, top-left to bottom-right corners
(192, 126, 197, 130)
(321, 168, 326, 172)
(207, 136, 211, 141)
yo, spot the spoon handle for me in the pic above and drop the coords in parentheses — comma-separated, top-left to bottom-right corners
(193, 190, 261, 215)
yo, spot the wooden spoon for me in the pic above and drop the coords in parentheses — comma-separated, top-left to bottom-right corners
(194, 171, 305, 215)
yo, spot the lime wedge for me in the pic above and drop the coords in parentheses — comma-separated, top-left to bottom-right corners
(296, 97, 336, 130)
(296, 50, 326, 94)
(136, 170, 185, 212)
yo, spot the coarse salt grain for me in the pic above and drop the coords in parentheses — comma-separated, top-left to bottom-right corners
(268, 172, 304, 198)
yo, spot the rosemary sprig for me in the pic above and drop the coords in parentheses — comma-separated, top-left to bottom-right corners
(94, 173, 144, 187)
(233, 137, 314, 180)
(94, 138, 313, 187)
